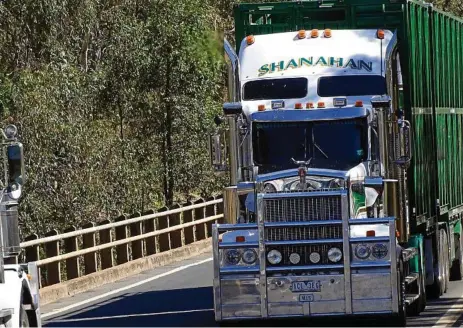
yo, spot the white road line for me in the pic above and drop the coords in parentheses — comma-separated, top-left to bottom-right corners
(432, 296, 463, 328)
(47, 309, 214, 323)
(41, 257, 213, 320)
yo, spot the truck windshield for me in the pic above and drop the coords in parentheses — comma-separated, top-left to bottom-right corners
(318, 75, 386, 97)
(252, 118, 368, 174)
(243, 78, 308, 101)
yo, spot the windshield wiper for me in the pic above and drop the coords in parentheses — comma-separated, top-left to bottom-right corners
(314, 142, 329, 159)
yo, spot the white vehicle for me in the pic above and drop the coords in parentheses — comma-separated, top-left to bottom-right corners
(0, 125, 41, 327)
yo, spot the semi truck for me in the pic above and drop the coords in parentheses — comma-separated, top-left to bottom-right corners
(0, 124, 41, 327)
(209, 0, 463, 326)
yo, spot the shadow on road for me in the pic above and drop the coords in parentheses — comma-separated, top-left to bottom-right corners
(44, 287, 458, 327)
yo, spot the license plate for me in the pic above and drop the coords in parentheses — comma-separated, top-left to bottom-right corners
(299, 294, 314, 302)
(290, 281, 321, 293)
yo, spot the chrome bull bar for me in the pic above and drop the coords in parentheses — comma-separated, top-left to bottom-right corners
(212, 191, 398, 321)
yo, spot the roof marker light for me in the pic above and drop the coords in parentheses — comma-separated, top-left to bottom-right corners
(236, 236, 246, 242)
(311, 29, 319, 38)
(258, 104, 266, 111)
(246, 35, 255, 45)
(377, 29, 385, 39)
(306, 102, 314, 109)
(298, 30, 306, 39)
(324, 29, 332, 38)
(355, 100, 363, 107)
(318, 102, 325, 108)
(295, 103, 303, 109)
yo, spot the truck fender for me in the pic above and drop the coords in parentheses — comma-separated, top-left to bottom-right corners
(0, 269, 35, 327)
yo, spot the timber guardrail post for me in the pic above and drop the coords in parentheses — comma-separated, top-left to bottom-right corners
(143, 210, 157, 255)
(170, 204, 182, 249)
(183, 201, 194, 246)
(64, 226, 79, 280)
(130, 212, 143, 260)
(82, 222, 97, 275)
(194, 198, 206, 241)
(205, 196, 216, 238)
(45, 229, 60, 285)
(115, 215, 129, 264)
(99, 219, 114, 270)
(158, 207, 170, 252)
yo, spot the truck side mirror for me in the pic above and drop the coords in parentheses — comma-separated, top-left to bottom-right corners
(394, 119, 412, 170)
(223, 102, 242, 116)
(6, 143, 25, 186)
(208, 130, 228, 172)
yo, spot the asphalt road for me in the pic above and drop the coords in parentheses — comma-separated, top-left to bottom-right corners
(41, 252, 463, 327)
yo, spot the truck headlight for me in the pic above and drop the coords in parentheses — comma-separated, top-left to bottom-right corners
(225, 249, 241, 265)
(354, 244, 371, 260)
(328, 247, 342, 263)
(242, 249, 258, 265)
(267, 250, 282, 265)
(372, 243, 388, 259)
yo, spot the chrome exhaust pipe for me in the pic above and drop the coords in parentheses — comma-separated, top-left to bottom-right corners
(224, 39, 241, 186)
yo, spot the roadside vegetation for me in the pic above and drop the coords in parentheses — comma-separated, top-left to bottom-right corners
(0, 0, 460, 236)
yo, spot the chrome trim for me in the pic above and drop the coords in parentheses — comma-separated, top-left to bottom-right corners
(350, 237, 390, 243)
(220, 266, 260, 274)
(266, 264, 343, 272)
(262, 190, 344, 199)
(390, 220, 399, 313)
(349, 217, 396, 225)
(342, 192, 352, 314)
(250, 107, 369, 122)
(351, 261, 391, 268)
(219, 242, 259, 249)
(212, 225, 222, 321)
(217, 223, 258, 231)
(385, 31, 398, 78)
(224, 39, 240, 185)
(264, 220, 343, 228)
(266, 239, 343, 246)
(257, 192, 267, 318)
(257, 168, 348, 183)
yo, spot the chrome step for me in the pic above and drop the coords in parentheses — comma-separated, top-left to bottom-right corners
(405, 293, 420, 306)
(402, 247, 418, 262)
(405, 273, 419, 286)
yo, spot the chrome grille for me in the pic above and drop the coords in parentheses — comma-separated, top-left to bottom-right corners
(263, 195, 342, 222)
(266, 226, 342, 241)
(266, 243, 343, 266)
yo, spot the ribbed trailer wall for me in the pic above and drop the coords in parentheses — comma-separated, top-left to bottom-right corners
(234, 0, 463, 225)
(407, 1, 463, 222)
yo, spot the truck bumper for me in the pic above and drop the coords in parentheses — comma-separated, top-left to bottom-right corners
(214, 271, 398, 321)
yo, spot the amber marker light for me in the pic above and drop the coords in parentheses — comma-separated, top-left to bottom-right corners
(377, 29, 385, 39)
(306, 102, 314, 109)
(324, 29, 332, 38)
(295, 103, 303, 109)
(366, 230, 376, 237)
(311, 29, 319, 38)
(355, 100, 363, 107)
(318, 101, 325, 108)
(258, 104, 266, 111)
(298, 30, 306, 39)
(246, 35, 255, 45)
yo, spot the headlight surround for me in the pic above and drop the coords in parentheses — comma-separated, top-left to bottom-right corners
(242, 249, 258, 265)
(267, 249, 282, 265)
(352, 242, 390, 261)
(372, 243, 389, 259)
(328, 247, 343, 263)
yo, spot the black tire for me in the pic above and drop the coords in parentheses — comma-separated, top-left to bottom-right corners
(19, 304, 30, 328)
(450, 230, 463, 281)
(391, 259, 407, 327)
(427, 230, 445, 299)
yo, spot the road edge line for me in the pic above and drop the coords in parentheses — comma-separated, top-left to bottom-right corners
(39, 238, 212, 307)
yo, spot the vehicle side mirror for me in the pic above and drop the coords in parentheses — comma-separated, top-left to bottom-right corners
(394, 119, 412, 170)
(208, 130, 228, 172)
(223, 102, 242, 116)
(6, 143, 25, 186)
(363, 176, 384, 207)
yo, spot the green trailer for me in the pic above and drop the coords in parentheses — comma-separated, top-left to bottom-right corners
(210, 0, 463, 324)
